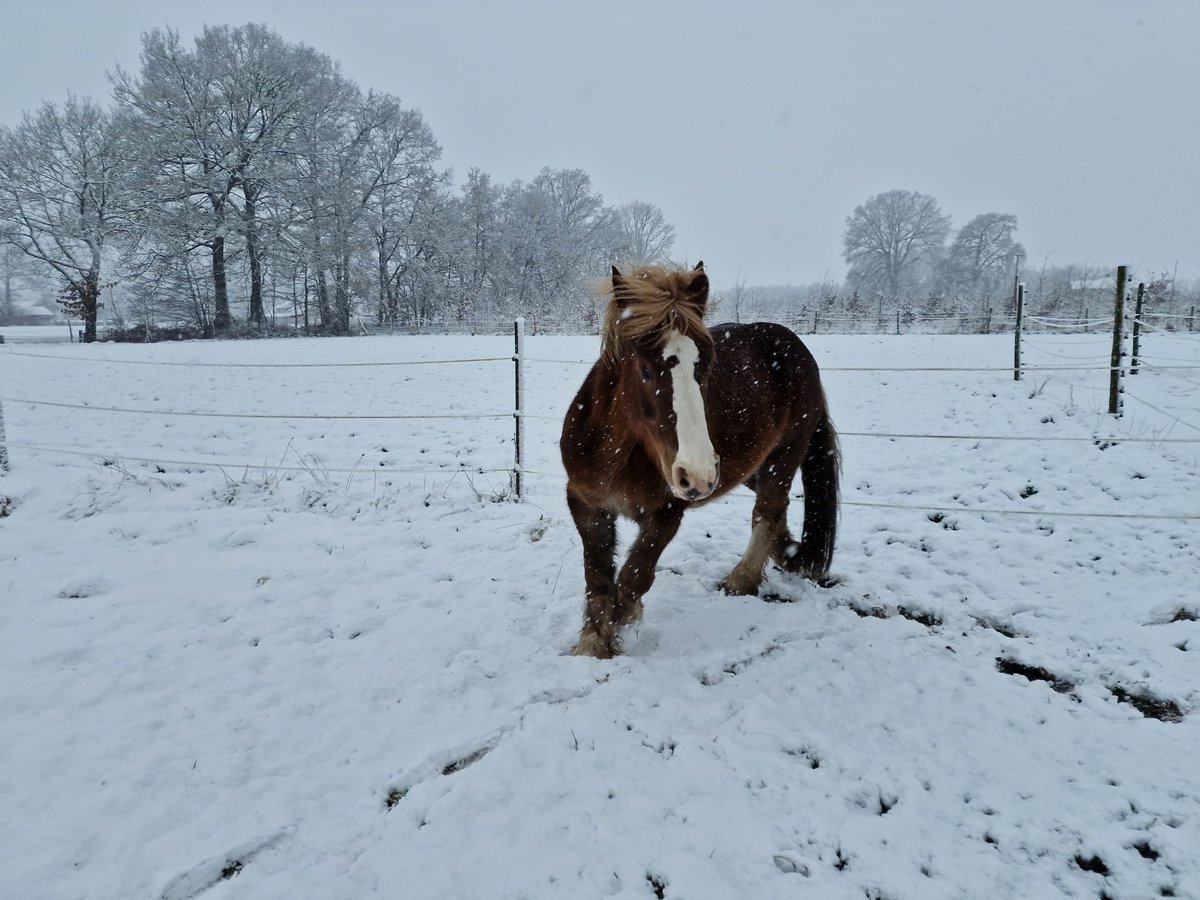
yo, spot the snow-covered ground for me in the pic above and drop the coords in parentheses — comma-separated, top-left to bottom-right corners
(1, 330, 1197, 900)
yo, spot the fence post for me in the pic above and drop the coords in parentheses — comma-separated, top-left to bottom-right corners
(1013, 283, 1025, 381)
(984, 307, 992, 335)
(512, 317, 526, 500)
(1191, 305, 1196, 333)
(0, 393, 8, 474)
(1130, 282, 1145, 375)
(813, 310, 819, 334)
(895, 309, 900, 335)
(1108, 265, 1127, 416)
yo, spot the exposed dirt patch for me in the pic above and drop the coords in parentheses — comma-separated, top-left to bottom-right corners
(995, 657, 1075, 693)
(1074, 853, 1110, 877)
(1108, 686, 1184, 723)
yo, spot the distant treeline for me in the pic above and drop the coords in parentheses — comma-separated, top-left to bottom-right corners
(0, 27, 1193, 340)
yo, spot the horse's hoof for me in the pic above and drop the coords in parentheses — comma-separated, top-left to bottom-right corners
(571, 632, 617, 659)
(718, 575, 761, 597)
(616, 598, 644, 626)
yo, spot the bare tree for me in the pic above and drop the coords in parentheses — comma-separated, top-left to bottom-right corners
(843, 189, 951, 302)
(945, 213, 1024, 302)
(0, 96, 125, 341)
(359, 94, 446, 326)
(611, 200, 675, 264)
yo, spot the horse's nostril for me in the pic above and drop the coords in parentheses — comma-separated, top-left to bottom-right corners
(679, 476, 690, 489)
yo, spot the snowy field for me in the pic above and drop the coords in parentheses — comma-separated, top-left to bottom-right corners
(1, 329, 1198, 900)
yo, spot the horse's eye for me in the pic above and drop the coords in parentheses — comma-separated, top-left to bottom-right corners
(640, 366, 652, 381)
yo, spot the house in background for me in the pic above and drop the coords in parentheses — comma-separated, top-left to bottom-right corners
(1, 298, 59, 327)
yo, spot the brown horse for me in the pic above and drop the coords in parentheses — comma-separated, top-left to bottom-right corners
(560, 262, 840, 658)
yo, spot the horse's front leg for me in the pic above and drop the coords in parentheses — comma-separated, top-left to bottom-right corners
(612, 503, 685, 643)
(567, 491, 619, 658)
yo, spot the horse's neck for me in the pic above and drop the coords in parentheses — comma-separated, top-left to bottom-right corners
(586, 363, 638, 450)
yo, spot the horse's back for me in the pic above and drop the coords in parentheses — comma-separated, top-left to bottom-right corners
(710, 320, 819, 372)
(709, 321, 823, 409)
(704, 321, 828, 485)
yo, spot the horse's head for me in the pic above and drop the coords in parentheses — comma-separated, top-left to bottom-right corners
(604, 262, 720, 502)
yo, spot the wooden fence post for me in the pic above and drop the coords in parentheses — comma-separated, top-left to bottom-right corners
(1130, 282, 1145, 375)
(1013, 283, 1025, 381)
(1108, 266, 1127, 416)
(512, 317, 526, 499)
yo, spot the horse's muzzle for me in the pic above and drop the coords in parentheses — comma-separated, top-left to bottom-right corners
(671, 457, 719, 502)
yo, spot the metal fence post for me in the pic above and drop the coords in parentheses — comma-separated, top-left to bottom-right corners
(512, 317, 526, 500)
(1013, 283, 1025, 381)
(0, 392, 8, 473)
(1108, 265, 1127, 416)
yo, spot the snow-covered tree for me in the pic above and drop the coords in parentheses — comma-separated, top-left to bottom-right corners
(610, 200, 675, 265)
(843, 189, 951, 302)
(943, 213, 1024, 302)
(0, 96, 126, 342)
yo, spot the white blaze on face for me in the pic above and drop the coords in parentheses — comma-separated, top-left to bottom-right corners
(663, 330, 718, 499)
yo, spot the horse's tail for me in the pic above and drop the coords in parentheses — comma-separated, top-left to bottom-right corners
(796, 403, 840, 581)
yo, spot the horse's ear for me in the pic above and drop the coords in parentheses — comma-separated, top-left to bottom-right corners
(612, 265, 631, 307)
(693, 260, 704, 272)
(686, 268, 709, 300)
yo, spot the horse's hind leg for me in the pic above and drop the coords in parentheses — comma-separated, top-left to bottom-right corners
(774, 414, 839, 581)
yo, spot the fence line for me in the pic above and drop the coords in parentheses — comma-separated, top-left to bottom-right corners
(1, 396, 510, 421)
(1138, 311, 1199, 321)
(522, 412, 1200, 444)
(1138, 352, 1200, 364)
(0, 349, 511, 368)
(514, 468, 1197, 521)
(1139, 362, 1200, 386)
(6, 323, 1197, 520)
(1024, 316, 1109, 330)
(835, 429, 1200, 444)
(528, 357, 1200, 373)
(6, 440, 511, 478)
(838, 498, 1198, 522)
(1019, 343, 1117, 362)
(1132, 321, 1200, 344)
(1123, 388, 1200, 435)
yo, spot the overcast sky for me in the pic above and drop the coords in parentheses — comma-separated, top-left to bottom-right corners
(1, 0, 1196, 287)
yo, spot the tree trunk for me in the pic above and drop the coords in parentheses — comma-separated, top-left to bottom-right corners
(81, 271, 100, 343)
(212, 236, 231, 333)
(2, 260, 13, 325)
(335, 248, 352, 334)
(315, 268, 331, 331)
(244, 185, 264, 329)
(376, 235, 389, 324)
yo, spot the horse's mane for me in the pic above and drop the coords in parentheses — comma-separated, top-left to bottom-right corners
(601, 264, 711, 363)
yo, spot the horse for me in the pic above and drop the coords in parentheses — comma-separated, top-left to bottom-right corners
(560, 262, 841, 658)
